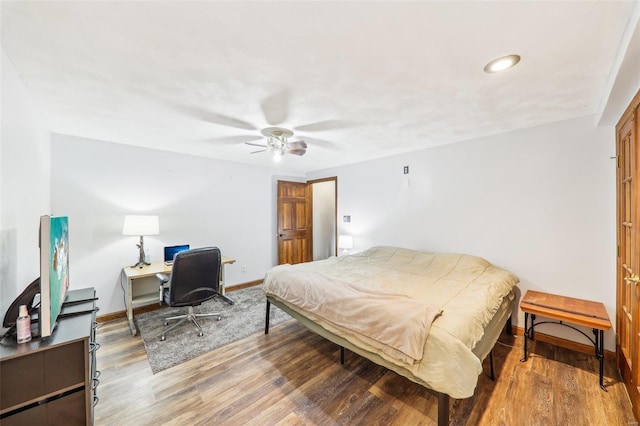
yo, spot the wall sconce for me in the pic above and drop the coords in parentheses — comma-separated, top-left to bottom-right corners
(122, 215, 159, 268)
(338, 235, 353, 256)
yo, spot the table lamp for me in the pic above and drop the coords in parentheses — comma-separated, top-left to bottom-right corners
(338, 235, 353, 256)
(122, 215, 159, 268)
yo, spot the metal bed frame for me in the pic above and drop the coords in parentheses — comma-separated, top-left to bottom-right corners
(265, 295, 513, 426)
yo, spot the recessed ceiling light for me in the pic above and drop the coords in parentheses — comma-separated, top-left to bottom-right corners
(483, 54, 521, 73)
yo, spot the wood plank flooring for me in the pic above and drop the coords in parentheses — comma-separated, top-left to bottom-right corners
(95, 317, 636, 425)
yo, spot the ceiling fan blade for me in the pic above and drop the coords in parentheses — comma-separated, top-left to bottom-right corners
(250, 149, 269, 154)
(260, 89, 289, 125)
(301, 136, 336, 150)
(245, 142, 268, 148)
(174, 105, 257, 131)
(288, 149, 306, 156)
(294, 120, 354, 132)
(205, 113, 257, 131)
(288, 140, 307, 149)
(208, 135, 263, 144)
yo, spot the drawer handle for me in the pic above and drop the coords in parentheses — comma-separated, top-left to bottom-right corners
(89, 342, 101, 352)
(92, 378, 100, 390)
(93, 395, 100, 407)
(94, 370, 101, 379)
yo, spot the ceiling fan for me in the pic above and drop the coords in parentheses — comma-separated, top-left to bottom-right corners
(245, 127, 308, 159)
(178, 90, 353, 157)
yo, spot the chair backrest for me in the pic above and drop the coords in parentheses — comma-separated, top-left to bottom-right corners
(167, 246, 221, 307)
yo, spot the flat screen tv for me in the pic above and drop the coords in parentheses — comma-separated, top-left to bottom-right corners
(1, 216, 70, 339)
(39, 215, 70, 338)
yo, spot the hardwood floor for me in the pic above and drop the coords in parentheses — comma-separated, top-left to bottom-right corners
(95, 318, 636, 425)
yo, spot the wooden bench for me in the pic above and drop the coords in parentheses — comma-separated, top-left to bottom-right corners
(520, 290, 612, 391)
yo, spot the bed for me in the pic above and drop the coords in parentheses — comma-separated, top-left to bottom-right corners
(263, 246, 519, 425)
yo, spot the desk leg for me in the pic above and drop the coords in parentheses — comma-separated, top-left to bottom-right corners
(521, 312, 529, 362)
(125, 274, 136, 336)
(594, 328, 607, 392)
(218, 262, 234, 305)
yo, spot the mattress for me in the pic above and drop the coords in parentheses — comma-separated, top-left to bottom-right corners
(263, 246, 519, 398)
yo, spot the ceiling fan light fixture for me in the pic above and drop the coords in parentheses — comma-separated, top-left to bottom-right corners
(247, 127, 307, 158)
(483, 54, 521, 73)
(269, 133, 286, 149)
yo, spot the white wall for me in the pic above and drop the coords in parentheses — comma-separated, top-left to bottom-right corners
(308, 115, 617, 351)
(51, 134, 302, 315)
(0, 49, 51, 317)
(3, 16, 634, 352)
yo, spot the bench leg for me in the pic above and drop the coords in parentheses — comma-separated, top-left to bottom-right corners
(265, 299, 271, 334)
(594, 328, 607, 392)
(520, 312, 529, 362)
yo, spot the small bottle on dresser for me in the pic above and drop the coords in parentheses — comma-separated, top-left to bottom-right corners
(16, 305, 32, 343)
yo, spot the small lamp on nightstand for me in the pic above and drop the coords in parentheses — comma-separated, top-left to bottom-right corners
(338, 235, 353, 256)
(122, 215, 159, 268)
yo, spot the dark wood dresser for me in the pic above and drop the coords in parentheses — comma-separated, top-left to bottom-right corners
(0, 288, 98, 425)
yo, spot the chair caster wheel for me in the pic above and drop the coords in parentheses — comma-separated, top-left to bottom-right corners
(216, 316, 221, 321)
(198, 332, 204, 337)
(163, 321, 169, 326)
(160, 335, 166, 342)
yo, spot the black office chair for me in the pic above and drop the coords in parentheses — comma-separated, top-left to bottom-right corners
(155, 246, 222, 341)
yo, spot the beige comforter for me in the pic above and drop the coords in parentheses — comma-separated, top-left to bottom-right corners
(263, 246, 519, 398)
(264, 269, 442, 364)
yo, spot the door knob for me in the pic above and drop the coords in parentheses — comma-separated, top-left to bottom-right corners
(625, 274, 639, 284)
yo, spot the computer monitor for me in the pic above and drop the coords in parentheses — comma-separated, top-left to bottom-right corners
(163, 244, 190, 264)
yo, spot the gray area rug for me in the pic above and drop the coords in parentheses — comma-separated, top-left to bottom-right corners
(135, 286, 290, 374)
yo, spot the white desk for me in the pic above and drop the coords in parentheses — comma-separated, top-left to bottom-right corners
(122, 256, 236, 336)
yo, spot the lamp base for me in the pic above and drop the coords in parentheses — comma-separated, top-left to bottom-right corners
(130, 260, 151, 269)
(131, 235, 149, 268)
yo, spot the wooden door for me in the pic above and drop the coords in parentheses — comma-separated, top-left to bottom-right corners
(277, 180, 312, 265)
(617, 89, 640, 419)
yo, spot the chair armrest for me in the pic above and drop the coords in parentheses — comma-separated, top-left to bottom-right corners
(156, 273, 169, 305)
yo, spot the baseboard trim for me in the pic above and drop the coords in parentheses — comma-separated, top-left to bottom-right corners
(96, 280, 264, 323)
(225, 279, 263, 292)
(512, 325, 615, 361)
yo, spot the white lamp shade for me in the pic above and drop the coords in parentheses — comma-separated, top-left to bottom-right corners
(122, 215, 159, 236)
(338, 235, 353, 249)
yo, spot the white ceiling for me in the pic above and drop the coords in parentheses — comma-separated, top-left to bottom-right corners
(1, 1, 637, 173)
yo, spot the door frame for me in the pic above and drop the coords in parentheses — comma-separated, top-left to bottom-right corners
(276, 177, 337, 264)
(308, 176, 338, 258)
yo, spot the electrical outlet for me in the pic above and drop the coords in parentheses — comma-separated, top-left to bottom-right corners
(241, 264, 247, 273)
(403, 165, 409, 174)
